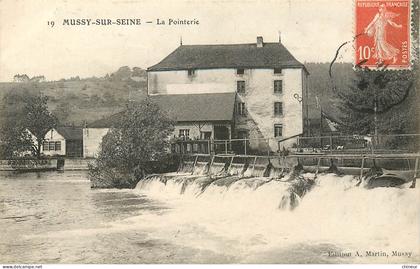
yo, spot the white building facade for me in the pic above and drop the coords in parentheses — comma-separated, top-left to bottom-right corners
(82, 128, 109, 158)
(147, 36, 310, 151)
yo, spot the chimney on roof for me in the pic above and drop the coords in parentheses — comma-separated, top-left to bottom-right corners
(256, 36, 264, 48)
(278, 31, 282, 43)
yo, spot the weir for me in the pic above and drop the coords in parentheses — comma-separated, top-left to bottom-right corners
(137, 152, 418, 213)
(163, 152, 420, 199)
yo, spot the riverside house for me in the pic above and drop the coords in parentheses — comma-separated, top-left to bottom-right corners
(81, 36, 316, 156)
(27, 127, 84, 157)
(147, 36, 312, 151)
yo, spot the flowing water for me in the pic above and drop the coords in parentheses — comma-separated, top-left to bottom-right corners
(0, 169, 419, 264)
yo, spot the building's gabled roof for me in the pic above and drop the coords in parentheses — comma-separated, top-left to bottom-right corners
(148, 43, 305, 71)
(87, 111, 125, 128)
(150, 92, 236, 122)
(55, 126, 83, 140)
(87, 92, 236, 127)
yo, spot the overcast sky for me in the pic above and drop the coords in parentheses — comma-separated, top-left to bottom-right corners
(0, 0, 353, 82)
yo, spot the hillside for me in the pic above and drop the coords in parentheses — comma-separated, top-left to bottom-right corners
(4, 62, 412, 134)
(305, 62, 355, 122)
(0, 66, 147, 126)
(0, 63, 355, 127)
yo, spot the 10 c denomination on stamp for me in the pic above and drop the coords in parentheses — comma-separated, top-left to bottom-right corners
(355, 0, 411, 69)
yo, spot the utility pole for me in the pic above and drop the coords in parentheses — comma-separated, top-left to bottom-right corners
(373, 86, 378, 148)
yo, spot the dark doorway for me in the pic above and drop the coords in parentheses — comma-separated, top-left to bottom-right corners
(200, 131, 212, 140)
(214, 125, 230, 153)
(214, 126, 229, 140)
(234, 130, 249, 154)
(66, 140, 83, 157)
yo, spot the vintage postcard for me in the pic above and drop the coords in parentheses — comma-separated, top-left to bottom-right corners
(0, 0, 418, 268)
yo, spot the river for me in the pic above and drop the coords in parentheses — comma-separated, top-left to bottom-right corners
(0, 170, 419, 264)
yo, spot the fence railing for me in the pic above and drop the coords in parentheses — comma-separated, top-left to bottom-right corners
(171, 137, 275, 155)
(296, 133, 420, 154)
(171, 133, 420, 156)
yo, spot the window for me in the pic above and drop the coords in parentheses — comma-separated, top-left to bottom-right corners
(200, 131, 212, 140)
(178, 129, 190, 138)
(274, 68, 282, 74)
(274, 102, 283, 116)
(236, 68, 245, 75)
(274, 124, 283, 137)
(237, 102, 246, 116)
(43, 141, 61, 151)
(237, 81, 245, 93)
(43, 141, 49, 151)
(274, 80, 283, 93)
(49, 142, 56, 151)
(55, 141, 61, 151)
(188, 69, 195, 77)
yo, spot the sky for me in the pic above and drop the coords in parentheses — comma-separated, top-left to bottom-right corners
(0, 0, 354, 82)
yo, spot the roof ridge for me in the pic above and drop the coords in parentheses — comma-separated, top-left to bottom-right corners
(151, 92, 235, 97)
(180, 42, 283, 47)
(148, 42, 304, 71)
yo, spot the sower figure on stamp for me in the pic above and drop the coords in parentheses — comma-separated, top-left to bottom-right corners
(364, 4, 402, 64)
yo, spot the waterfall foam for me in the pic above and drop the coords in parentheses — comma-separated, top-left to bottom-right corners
(133, 166, 419, 262)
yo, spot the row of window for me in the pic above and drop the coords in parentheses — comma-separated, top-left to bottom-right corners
(236, 102, 283, 116)
(43, 141, 62, 151)
(237, 80, 282, 94)
(238, 125, 283, 137)
(177, 125, 283, 139)
(187, 68, 283, 77)
(178, 130, 210, 139)
(237, 68, 282, 75)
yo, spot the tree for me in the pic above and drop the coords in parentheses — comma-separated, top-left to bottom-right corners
(337, 66, 417, 135)
(23, 95, 57, 158)
(89, 98, 174, 188)
(0, 120, 33, 158)
(0, 90, 34, 158)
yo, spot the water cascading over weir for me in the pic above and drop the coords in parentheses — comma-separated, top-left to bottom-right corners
(138, 155, 318, 210)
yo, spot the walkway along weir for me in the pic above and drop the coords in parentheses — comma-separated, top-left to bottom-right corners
(174, 152, 420, 188)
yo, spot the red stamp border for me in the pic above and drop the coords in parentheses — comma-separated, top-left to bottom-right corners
(354, 0, 412, 69)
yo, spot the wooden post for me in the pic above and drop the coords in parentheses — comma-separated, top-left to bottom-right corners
(192, 155, 199, 170)
(410, 157, 418, 188)
(209, 155, 215, 175)
(225, 140, 228, 154)
(251, 156, 258, 175)
(315, 157, 321, 178)
(297, 136, 300, 152)
(280, 156, 285, 174)
(330, 136, 333, 154)
(227, 156, 235, 173)
(360, 157, 365, 180)
(244, 139, 247, 155)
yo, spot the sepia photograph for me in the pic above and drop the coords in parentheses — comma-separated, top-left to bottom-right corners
(0, 0, 419, 267)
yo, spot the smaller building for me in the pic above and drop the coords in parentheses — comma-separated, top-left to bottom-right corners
(40, 127, 83, 157)
(83, 113, 124, 158)
(150, 92, 236, 141)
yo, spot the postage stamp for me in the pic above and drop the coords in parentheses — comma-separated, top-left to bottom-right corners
(355, 0, 411, 69)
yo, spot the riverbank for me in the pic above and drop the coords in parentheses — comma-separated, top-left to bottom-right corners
(0, 158, 91, 172)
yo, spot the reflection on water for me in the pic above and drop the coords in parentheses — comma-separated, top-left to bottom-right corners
(0, 171, 419, 264)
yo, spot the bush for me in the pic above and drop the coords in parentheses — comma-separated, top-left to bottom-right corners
(88, 98, 174, 188)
